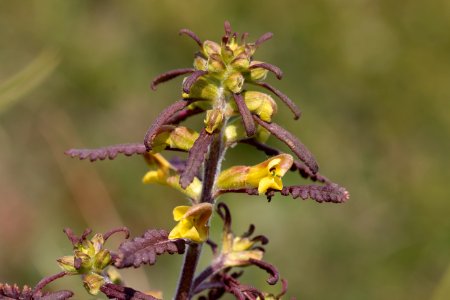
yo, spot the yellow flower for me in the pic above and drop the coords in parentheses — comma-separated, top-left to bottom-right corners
(142, 153, 202, 201)
(168, 203, 213, 243)
(217, 154, 293, 195)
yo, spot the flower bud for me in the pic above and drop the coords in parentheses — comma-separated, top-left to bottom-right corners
(243, 91, 277, 122)
(231, 53, 250, 70)
(74, 251, 93, 273)
(193, 53, 207, 71)
(182, 78, 219, 101)
(93, 249, 112, 271)
(152, 126, 199, 152)
(57, 256, 77, 274)
(207, 54, 226, 73)
(82, 273, 105, 295)
(90, 234, 104, 253)
(248, 61, 269, 81)
(224, 72, 244, 94)
(225, 119, 270, 144)
(204, 109, 224, 133)
(203, 40, 221, 57)
(221, 46, 235, 64)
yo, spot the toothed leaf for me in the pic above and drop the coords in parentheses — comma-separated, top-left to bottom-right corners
(253, 117, 319, 174)
(180, 129, 214, 189)
(151, 68, 194, 90)
(100, 284, 158, 300)
(144, 100, 191, 150)
(115, 229, 186, 268)
(65, 143, 146, 162)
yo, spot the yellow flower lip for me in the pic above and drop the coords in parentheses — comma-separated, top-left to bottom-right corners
(169, 203, 213, 243)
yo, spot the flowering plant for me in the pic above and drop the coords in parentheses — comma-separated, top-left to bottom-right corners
(1, 22, 348, 300)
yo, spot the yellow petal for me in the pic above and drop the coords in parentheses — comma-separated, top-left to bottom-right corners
(181, 226, 202, 242)
(260, 176, 283, 194)
(142, 170, 164, 184)
(173, 206, 190, 221)
(168, 222, 183, 240)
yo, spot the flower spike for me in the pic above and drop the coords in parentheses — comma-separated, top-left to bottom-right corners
(179, 28, 202, 47)
(150, 68, 195, 90)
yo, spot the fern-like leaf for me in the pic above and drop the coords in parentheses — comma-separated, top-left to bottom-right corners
(0, 283, 73, 300)
(115, 229, 186, 268)
(180, 129, 214, 189)
(253, 116, 319, 174)
(65, 143, 146, 162)
(279, 184, 350, 203)
(220, 184, 349, 203)
(100, 284, 158, 300)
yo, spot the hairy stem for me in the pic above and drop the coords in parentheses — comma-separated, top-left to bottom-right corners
(174, 132, 224, 299)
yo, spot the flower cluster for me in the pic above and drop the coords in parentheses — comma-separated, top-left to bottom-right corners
(57, 228, 128, 295)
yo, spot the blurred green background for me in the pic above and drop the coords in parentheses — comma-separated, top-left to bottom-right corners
(1, 0, 449, 299)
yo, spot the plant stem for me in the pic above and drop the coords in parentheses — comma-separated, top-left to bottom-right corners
(174, 132, 224, 299)
(175, 243, 202, 300)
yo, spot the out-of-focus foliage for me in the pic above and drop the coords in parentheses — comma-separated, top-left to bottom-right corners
(0, 0, 449, 299)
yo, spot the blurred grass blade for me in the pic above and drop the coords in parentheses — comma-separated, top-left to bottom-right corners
(0, 48, 60, 114)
